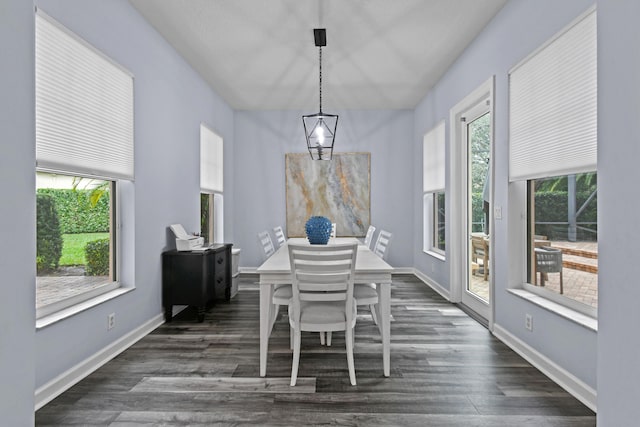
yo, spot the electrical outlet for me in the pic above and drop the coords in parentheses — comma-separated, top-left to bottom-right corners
(494, 206, 502, 220)
(107, 313, 115, 330)
(525, 313, 533, 331)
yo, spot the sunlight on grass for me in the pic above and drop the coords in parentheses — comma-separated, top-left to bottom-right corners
(60, 233, 109, 266)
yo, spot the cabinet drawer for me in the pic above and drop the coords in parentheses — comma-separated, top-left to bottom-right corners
(214, 252, 227, 268)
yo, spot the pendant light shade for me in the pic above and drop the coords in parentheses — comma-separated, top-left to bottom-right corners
(303, 29, 338, 160)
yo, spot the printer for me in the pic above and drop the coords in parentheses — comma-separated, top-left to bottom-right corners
(170, 224, 205, 251)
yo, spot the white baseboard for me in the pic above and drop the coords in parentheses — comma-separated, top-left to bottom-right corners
(492, 323, 597, 412)
(35, 314, 165, 410)
(412, 268, 451, 301)
(391, 267, 414, 275)
(239, 267, 257, 274)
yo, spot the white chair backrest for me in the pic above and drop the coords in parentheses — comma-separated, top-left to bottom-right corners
(287, 243, 358, 322)
(373, 230, 392, 260)
(364, 225, 376, 248)
(330, 222, 337, 238)
(273, 226, 286, 248)
(258, 230, 275, 259)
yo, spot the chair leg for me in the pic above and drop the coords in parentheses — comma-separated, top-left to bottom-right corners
(345, 327, 356, 386)
(319, 332, 325, 345)
(559, 271, 564, 294)
(268, 304, 279, 337)
(290, 328, 301, 386)
(327, 331, 332, 346)
(290, 326, 294, 350)
(370, 304, 379, 325)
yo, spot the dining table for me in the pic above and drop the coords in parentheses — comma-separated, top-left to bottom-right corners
(256, 237, 394, 377)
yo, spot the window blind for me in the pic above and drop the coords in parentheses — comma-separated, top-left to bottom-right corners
(509, 8, 596, 182)
(35, 11, 134, 180)
(423, 120, 446, 192)
(200, 125, 223, 193)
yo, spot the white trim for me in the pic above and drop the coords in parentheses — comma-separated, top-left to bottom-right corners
(493, 323, 597, 412)
(35, 313, 164, 410)
(413, 268, 451, 301)
(36, 287, 132, 329)
(449, 76, 495, 327)
(508, 288, 597, 331)
(423, 250, 445, 262)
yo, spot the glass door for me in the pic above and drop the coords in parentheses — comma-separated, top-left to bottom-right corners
(462, 105, 491, 319)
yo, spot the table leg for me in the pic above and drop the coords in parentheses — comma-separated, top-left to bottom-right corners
(378, 282, 391, 377)
(259, 282, 273, 377)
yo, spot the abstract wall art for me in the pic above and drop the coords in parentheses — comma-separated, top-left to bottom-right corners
(285, 152, 370, 237)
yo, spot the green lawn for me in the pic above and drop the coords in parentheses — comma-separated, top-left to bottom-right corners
(60, 232, 109, 266)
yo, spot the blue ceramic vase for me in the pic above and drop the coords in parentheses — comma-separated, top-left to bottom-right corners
(305, 216, 332, 244)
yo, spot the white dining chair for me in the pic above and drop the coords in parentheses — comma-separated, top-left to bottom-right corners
(258, 230, 275, 260)
(273, 226, 286, 248)
(373, 230, 392, 260)
(258, 230, 290, 335)
(363, 225, 376, 249)
(287, 242, 358, 386)
(355, 229, 392, 327)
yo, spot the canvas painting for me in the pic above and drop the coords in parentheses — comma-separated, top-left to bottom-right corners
(286, 152, 370, 237)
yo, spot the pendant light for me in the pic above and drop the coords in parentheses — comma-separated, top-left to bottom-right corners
(302, 28, 338, 160)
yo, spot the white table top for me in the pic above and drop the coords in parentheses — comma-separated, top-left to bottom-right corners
(256, 237, 394, 276)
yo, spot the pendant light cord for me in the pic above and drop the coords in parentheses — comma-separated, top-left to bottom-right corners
(318, 46, 323, 114)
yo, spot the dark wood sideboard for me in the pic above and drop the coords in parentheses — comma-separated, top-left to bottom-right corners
(162, 243, 232, 322)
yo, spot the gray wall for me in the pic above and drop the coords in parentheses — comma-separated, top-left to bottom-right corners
(234, 109, 414, 268)
(11, 0, 233, 410)
(3, 0, 639, 423)
(412, 0, 597, 391)
(597, 1, 640, 425)
(0, 0, 36, 424)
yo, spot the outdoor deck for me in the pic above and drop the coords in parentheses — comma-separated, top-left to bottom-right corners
(470, 240, 597, 308)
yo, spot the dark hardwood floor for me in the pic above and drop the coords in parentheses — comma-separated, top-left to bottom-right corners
(36, 274, 596, 426)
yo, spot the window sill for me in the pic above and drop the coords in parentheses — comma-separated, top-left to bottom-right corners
(36, 287, 134, 330)
(508, 288, 597, 332)
(423, 250, 446, 262)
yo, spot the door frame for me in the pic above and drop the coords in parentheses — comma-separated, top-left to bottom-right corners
(449, 76, 495, 329)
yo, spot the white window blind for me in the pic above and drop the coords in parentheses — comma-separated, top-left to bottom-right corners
(509, 8, 596, 182)
(35, 11, 134, 180)
(423, 120, 446, 192)
(200, 125, 223, 193)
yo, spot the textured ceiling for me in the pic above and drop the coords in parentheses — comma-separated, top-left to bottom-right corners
(129, 0, 507, 110)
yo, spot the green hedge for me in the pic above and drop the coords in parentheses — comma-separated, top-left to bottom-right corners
(535, 191, 597, 241)
(469, 191, 597, 240)
(37, 188, 110, 234)
(85, 238, 110, 276)
(36, 194, 63, 273)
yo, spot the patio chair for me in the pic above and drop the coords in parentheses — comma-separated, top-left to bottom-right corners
(471, 234, 489, 281)
(535, 247, 563, 294)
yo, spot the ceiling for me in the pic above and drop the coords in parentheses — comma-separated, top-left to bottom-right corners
(129, 0, 508, 111)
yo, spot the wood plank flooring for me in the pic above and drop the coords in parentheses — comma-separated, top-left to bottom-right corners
(36, 274, 596, 426)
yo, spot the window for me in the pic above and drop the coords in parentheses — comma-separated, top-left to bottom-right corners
(423, 121, 446, 256)
(527, 173, 597, 309)
(36, 173, 119, 317)
(35, 10, 133, 317)
(200, 124, 224, 243)
(432, 191, 446, 251)
(509, 8, 596, 315)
